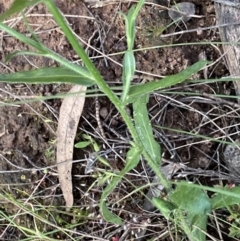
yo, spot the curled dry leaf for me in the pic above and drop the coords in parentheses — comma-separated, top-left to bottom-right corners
(57, 85, 87, 208)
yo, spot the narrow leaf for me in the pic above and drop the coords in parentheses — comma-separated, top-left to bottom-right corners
(122, 0, 145, 49)
(0, 67, 94, 86)
(0, 22, 45, 51)
(74, 141, 91, 149)
(120, 9, 135, 50)
(133, 94, 161, 165)
(100, 203, 123, 225)
(5, 51, 46, 63)
(126, 60, 209, 103)
(0, 21, 96, 82)
(100, 145, 142, 224)
(152, 197, 176, 219)
(210, 186, 240, 209)
(0, 0, 41, 22)
(121, 51, 135, 102)
(131, 0, 145, 22)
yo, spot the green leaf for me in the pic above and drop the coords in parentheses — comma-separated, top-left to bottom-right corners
(100, 203, 122, 225)
(211, 186, 240, 209)
(126, 0, 145, 49)
(133, 94, 161, 165)
(169, 183, 212, 241)
(229, 224, 240, 238)
(0, 22, 45, 51)
(120, 0, 145, 50)
(121, 51, 135, 102)
(0, 0, 41, 22)
(0, 67, 94, 86)
(100, 145, 142, 224)
(123, 144, 142, 171)
(130, 0, 145, 22)
(5, 51, 47, 63)
(176, 181, 240, 199)
(119, 11, 133, 50)
(170, 184, 212, 216)
(120, 0, 145, 103)
(126, 60, 209, 104)
(152, 197, 176, 219)
(74, 141, 91, 149)
(22, 13, 42, 46)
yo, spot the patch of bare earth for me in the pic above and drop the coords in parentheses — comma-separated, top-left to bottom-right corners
(0, 0, 238, 240)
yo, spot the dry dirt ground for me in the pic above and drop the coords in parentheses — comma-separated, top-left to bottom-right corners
(0, 0, 239, 240)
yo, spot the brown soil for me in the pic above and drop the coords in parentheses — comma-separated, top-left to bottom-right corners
(0, 0, 238, 240)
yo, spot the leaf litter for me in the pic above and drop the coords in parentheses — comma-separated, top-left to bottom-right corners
(57, 84, 86, 208)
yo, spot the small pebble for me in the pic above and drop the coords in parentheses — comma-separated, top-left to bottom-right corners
(223, 141, 240, 177)
(99, 107, 108, 119)
(168, 2, 195, 23)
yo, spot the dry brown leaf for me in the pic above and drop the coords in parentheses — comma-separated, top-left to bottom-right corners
(57, 85, 87, 207)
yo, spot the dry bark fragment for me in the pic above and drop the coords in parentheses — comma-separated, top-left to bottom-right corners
(214, 1, 240, 177)
(214, 1, 240, 104)
(57, 85, 87, 207)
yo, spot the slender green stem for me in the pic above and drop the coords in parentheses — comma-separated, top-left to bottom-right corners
(143, 150, 170, 191)
(45, 0, 141, 145)
(44, 0, 171, 191)
(178, 210, 197, 241)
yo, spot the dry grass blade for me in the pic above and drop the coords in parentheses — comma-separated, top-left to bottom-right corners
(57, 85, 87, 207)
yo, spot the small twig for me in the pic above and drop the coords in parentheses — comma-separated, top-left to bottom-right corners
(198, 51, 208, 79)
(95, 85, 106, 139)
(160, 22, 240, 38)
(180, 92, 240, 110)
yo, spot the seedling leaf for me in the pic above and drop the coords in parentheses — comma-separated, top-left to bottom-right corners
(211, 186, 240, 209)
(74, 141, 91, 149)
(126, 60, 209, 103)
(121, 51, 135, 102)
(152, 197, 176, 219)
(0, 67, 94, 86)
(5, 51, 46, 63)
(0, 0, 41, 22)
(120, 0, 145, 50)
(133, 94, 161, 165)
(100, 145, 142, 224)
(169, 183, 212, 241)
(100, 203, 122, 225)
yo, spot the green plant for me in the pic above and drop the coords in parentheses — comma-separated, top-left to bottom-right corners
(75, 134, 112, 172)
(2, 0, 239, 240)
(45, 146, 55, 162)
(0, 189, 88, 240)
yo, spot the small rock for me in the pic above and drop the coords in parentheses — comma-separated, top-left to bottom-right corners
(223, 141, 240, 176)
(198, 156, 209, 168)
(99, 107, 108, 119)
(143, 162, 182, 211)
(168, 2, 195, 23)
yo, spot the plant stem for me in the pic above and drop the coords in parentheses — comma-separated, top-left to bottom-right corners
(45, 0, 140, 144)
(143, 150, 171, 191)
(45, 0, 170, 190)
